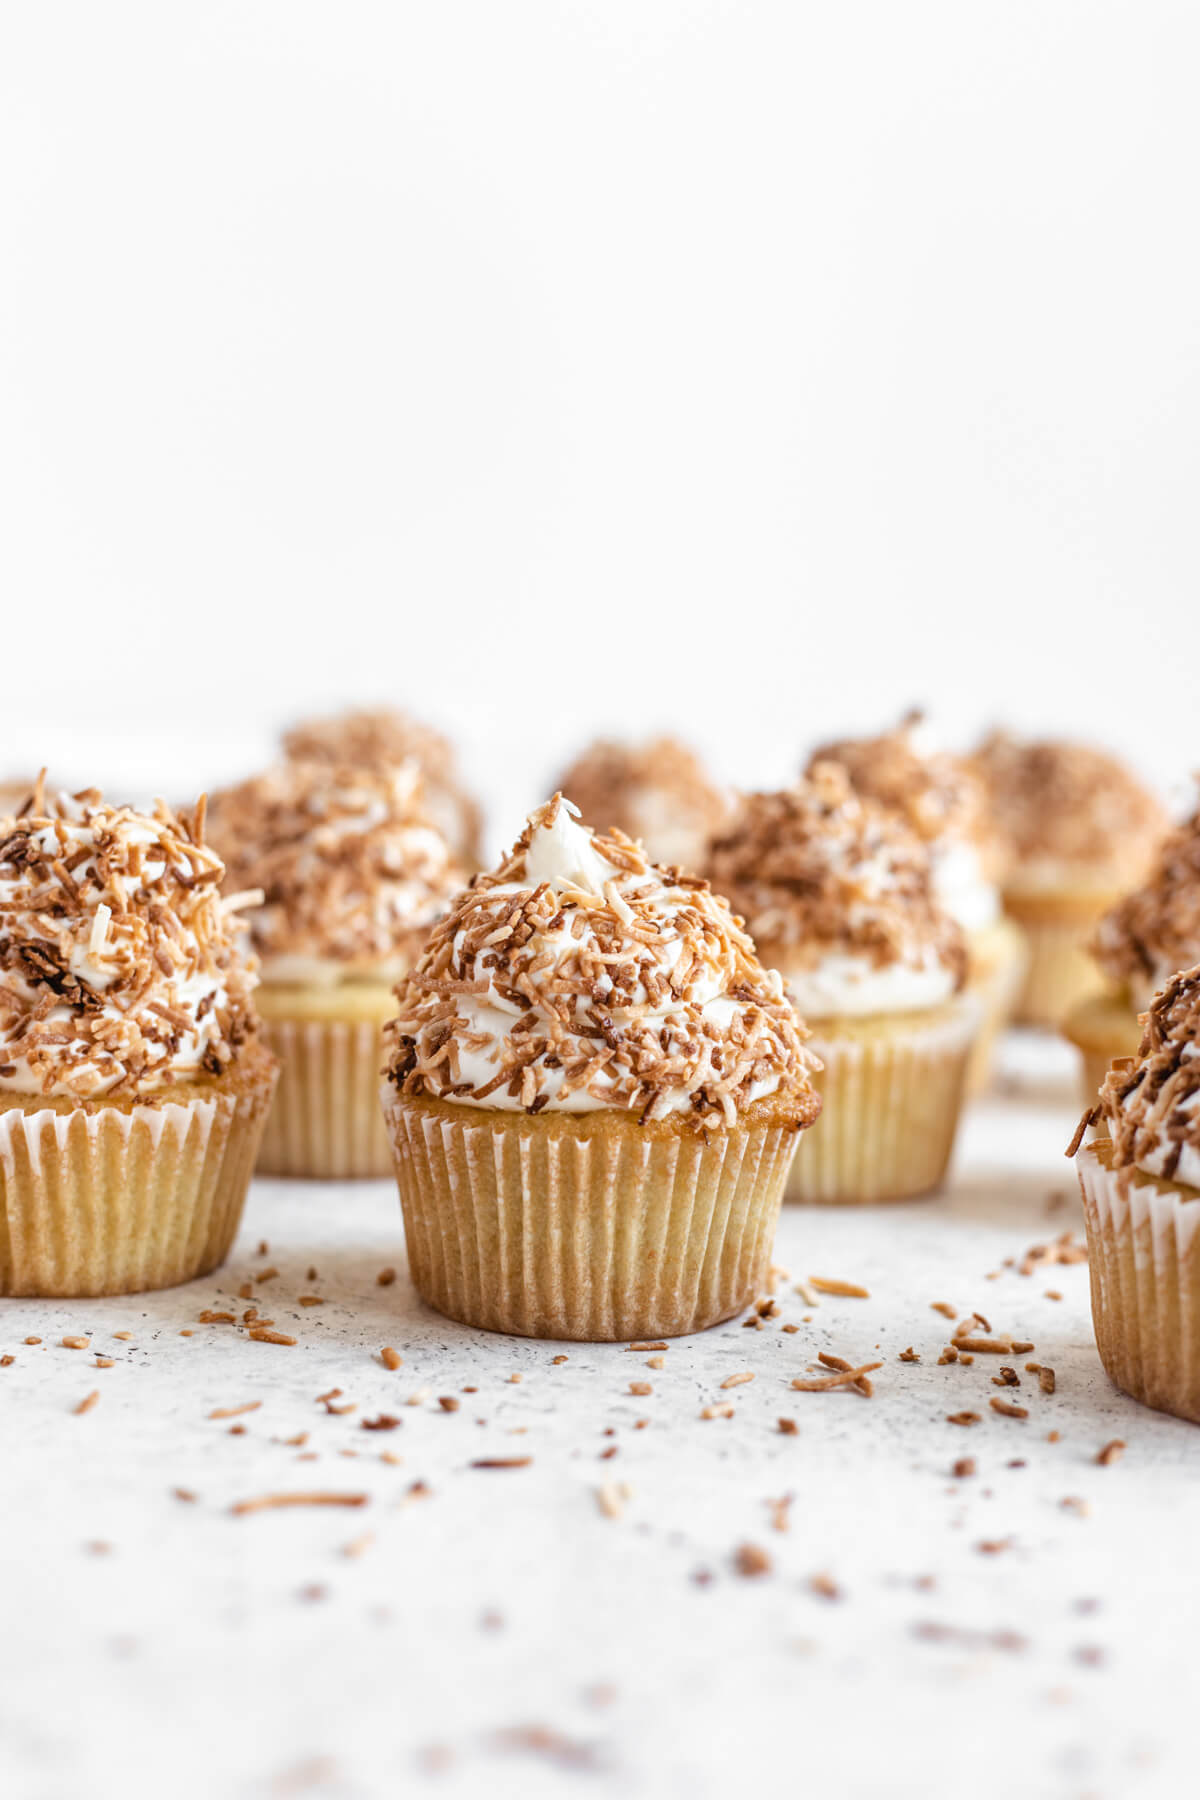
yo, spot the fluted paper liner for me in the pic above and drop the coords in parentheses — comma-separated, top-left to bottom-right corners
(788, 1001, 975, 1205)
(1078, 1139, 1200, 1423)
(964, 916, 1028, 1097)
(1003, 890, 1117, 1028)
(258, 1017, 391, 1179)
(382, 1091, 804, 1340)
(0, 1050, 276, 1297)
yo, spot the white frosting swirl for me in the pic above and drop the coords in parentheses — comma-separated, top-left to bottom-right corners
(0, 792, 257, 1098)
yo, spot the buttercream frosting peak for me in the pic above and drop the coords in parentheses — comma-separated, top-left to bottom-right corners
(0, 783, 258, 1099)
(384, 797, 821, 1125)
(207, 761, 463, 974)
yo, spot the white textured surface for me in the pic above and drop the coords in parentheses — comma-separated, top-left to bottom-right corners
(0, 1035, 1195, 1800)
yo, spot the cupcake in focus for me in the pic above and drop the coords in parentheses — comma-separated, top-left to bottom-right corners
(1064, 798, 1200, 1101)
(208, 761, 462, 1178)
(808, 716, 1025, 1092)
(708, 765, 975, 1203)
(382, 796, 821, 1340)
(972, 732, 1166, 1027)
(0, 780, 276, 1295)
(282, 706, 483, 863)
(553, 737, 729, 873)
(1072, 966, 1200, 1421)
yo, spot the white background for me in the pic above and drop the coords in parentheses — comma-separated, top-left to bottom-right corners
(2, 3, 1198, 836)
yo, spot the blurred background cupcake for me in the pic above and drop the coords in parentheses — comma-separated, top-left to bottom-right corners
(0, 778, 275, 1295)
(208, 759, 462, 1178)
(806, 713, 1025, 1093)
(707, 763, 975, 1204)
(382, 795, 820, 1340)
(282, 705, 484, 865)
(1073, 966, 1200, 1422)
(1063, 793, 1200, 1100)
(552, 736, 729, 873)
(971, 732, 1167, 1028)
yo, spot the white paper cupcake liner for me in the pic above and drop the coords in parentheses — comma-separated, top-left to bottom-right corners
(787, 1001, 976, 1204)
(0, 1056, 276, 1297)
(382, 1090, 802, 1341)
(1077, 1140, 1200, 1422)
(257, 1017, 392, 1179)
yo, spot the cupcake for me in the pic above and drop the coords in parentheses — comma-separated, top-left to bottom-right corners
(808, 716, 1025, 1093)
(208, 760, 462, 1178)
(707, 765, 975, 1204)
(282, 706, 483, 863)
(1072, 966, 1200, 1421)
(972, 732, 1166, 1027)
(381, 796, 821, 1341)
(1063, 798, 1200, 1100)
(0, 780, 276, 1296)
(553, 737, 729, 873)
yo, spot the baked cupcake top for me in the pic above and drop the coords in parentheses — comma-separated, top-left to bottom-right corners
(707, 764, 967, 1018)
(807, 716, 1001, 933)
(384, 795, 821, 1126)
(1078, 965, 1200, 1189)
(972, 732, 1166, 889)
(207, 761, 462, 984)
(552, 737, 729, 873)
(0, 781, 258, 1100)
(1090, 800, 1200, 1008)
(282, 706, 482, 861)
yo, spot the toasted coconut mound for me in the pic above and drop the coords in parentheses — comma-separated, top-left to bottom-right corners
(0, 777, 259, 1099)
(707, 764, 967, 983)
(281, 707, 482, 860)
(972, 732, 1166, 874)
(1091, 798, 1200, 994)
(207, 761, 463, 974)
(1074, 965, 1200, 1179)
(384, 796, 821, 1127)
(809, 715, 997, 858)
(553, 737, 729, 873)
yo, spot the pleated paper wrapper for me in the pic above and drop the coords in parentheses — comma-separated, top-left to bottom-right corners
(1003, 890, 1114, 1028)
(257, 1017, 392, 1179)
(787, 1001, 976, 1205)
(382, 1091, 803, 1341)
(1077, 1139, 1200, 1424)
(0, 1056, 276, 1297)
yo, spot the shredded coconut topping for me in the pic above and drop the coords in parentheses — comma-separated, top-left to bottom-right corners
(384, 796, 821, 1127)
(707, 764, 967, 983)
(553, 738, 729, 873)
(207, 761, 463, 975)
(281, 707, 482, 860)
(1077, 965, 1200, 1181)
(1091, 796, 1200, 993)
(809, 715, 997, 860)
(0, 778, 259, 1099)
(972, 732, 1165, 872)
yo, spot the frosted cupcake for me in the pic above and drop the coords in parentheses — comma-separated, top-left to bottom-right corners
(208, 761, 462, 1178)
(282, 706, 483, 863)
(381, 796, 821, 1340)
(1063, 799, 1200, 1101)
(1072, 966, 1200, 1421)
(708, 765, 975, 1204)
(972, 733, 1166, 1027)
(553, 737, 729, 873)
(808, 717, 1025, 1093)
(0, 781, 276, 1296)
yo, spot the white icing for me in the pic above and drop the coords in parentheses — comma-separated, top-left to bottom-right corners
(780, 948, 957, 1020)
(932, 838, 1000, 935)
(401, 803, 797, 1116)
